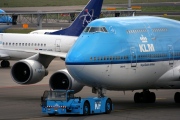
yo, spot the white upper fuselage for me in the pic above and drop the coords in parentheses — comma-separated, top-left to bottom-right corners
(0, 33, 77, 60)
(29, 29, 59, 34)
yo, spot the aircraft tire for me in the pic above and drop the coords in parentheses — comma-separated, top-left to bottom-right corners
(134, 92, 141, 103)
(149, 92, 156, 103)
(1, 60, 10, 68)
(174, 92, 180, 103)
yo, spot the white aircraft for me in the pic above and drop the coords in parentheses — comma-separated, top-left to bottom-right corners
(1, 0, 103, 94)
(51, 16, 180, 103)
(0, 0, 103, 68)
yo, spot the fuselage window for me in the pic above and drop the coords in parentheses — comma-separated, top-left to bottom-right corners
(90, 57, 93, 61)
(84, 27, 90, 32)
(102, 27, 108, 32)
(16, 43, 18, 46)
(110, 56, 112, 60)
(89, 27, 101, 32)
(28, 43, 30, 46)
(25, 43, 27, 46)
(9, 43, 11, 46)
(22, 43, 24, 46)
(94, 57, 96, 61)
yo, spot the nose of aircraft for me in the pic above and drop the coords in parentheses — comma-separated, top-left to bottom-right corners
(66, 50, 85, 68)
(65, 41, 86, 81)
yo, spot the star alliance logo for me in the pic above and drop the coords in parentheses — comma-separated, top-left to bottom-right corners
(80, 9, 95, 26)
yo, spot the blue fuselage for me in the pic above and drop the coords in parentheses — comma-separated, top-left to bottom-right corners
(66, 16, 180, 90)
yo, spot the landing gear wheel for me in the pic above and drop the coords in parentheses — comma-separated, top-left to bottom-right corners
(174, 92, 180, 103)
(105, 98, 112, 114)
(134, 91, 156, 103)
(83, 101, 90, 115)
(1, 60, 10, 68)
(134, 92, 141, 103)
(149, 92, 156, 103)
(134, 92, 143, 103)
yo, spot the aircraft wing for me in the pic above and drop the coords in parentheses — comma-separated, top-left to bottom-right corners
(0, 48, 67, 58)
(0, 53, 10, 59)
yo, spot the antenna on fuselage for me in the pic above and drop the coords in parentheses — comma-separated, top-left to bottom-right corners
(132, 12, 135, 16)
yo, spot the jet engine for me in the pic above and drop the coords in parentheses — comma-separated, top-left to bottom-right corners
(49, 69, 84, 93)
(11, 60, 48, 84)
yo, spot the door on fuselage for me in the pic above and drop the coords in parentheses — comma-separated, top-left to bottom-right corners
(55, 39, 61, 52)
(130, 47, 137, 67)
(168, 45, 174, 66)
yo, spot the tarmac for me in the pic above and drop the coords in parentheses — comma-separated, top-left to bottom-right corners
(0, 59, 180, 120)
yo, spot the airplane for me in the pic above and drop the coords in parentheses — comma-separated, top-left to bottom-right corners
(0, 9, 12, 32)
(52, 16, 180, 103)
(0, 0, 103, 68)
(1, 0, 103, 93)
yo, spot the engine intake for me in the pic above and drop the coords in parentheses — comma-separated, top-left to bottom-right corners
(49, 69, 84, 93)
(11, 60, 48, 84)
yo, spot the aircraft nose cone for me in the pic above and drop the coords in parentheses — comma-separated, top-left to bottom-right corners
(65, 50, 86, 82)
(65, 49, 85, 78)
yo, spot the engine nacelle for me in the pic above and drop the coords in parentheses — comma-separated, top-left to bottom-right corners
(49, 69, 84, 93)
(11, 60, 48, 84)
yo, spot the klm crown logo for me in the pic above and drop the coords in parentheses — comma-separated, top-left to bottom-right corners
(140, 35, 148, 43)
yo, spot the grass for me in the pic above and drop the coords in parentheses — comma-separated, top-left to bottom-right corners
(141, 6, 180, 12)
(0, 0, 180, 7)
(163, 16, 180, 21)
(4, 29, 35, 33)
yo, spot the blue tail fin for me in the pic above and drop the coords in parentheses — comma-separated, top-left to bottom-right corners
(47, 0, 103, 36)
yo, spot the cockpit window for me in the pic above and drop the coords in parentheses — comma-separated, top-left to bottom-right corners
(83, 27, 108, 33)
(84, 27, 90, 32)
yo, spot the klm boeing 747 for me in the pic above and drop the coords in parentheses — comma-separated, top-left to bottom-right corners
(50, 16, 180, 103)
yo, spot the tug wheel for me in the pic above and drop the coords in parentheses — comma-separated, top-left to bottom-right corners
(83, 101, 90, 115)
(105, 98, 112, 114)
